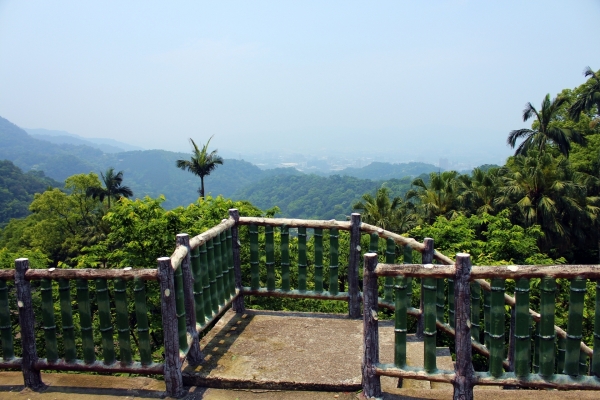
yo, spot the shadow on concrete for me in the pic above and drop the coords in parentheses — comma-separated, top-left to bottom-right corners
(186, 311, 255, 377)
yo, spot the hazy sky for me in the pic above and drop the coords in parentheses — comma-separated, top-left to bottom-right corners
(1, 1, 599, 165)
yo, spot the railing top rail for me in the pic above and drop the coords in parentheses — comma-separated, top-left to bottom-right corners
(237, 216, 351, 230)
(375, 263, 600, 280)
(0, 267, 159, 281)
(189, 217, 235, 250)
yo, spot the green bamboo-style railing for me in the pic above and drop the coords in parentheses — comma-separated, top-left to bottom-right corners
(364, 253, 600, 400)
(4, 210, 600, 400)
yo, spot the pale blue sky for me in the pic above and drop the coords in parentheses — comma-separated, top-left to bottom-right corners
(1, 1, 599, 165)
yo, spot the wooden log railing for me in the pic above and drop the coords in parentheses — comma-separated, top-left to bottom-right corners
(363, 247, 600, 400)
(4, 210, 600, 398)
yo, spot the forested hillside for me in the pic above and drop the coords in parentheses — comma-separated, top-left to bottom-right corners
(334, 161, 440, 180)
(0, 160, 61, 226)
(233, 174, 416, 220)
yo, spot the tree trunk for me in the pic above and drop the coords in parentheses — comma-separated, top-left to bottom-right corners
(200, 176, 205, 198)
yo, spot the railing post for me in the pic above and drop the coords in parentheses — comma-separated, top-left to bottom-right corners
(362, 252, 381, 399)
(417, 238, 434, 339)
(229, 209, 245, 313)
(157, 256, 184, 398)
(348, 213, 362, 319)
(452, 253, 475, 400)
(176, 234, 202, 366)
(15, 258, 43, 390)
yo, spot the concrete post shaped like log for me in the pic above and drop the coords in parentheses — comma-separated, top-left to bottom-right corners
(452, 253, 475, 400)
(362, 252, 381, 398)
(15, 258, 43, 390)
(157, 257, 184, 398)
(348, 213, 362, 319)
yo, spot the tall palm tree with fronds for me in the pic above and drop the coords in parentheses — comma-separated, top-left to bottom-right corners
(457, 167, 502, 215)
(569, 67, 600, 123)
(496, 151, 598, 252)
(507, 94, 585, 157)
(86, 168, 133, 208)
(176, 136, 223, 198)
(407, 171, 461, 224)
(353, 186, 401, 231)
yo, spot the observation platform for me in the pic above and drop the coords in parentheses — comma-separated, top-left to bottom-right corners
(1, 309, 599, 399)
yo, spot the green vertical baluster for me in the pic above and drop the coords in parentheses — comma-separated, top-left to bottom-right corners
(0, 280, 14, 360)
(58, 278, 76, 362)
(423, 276, 437, 372)
(403, 245, 412, 307)
(539, 277, 556, 377)
(200, 244, 212, 319)
(329, 228, 339, 295)
(448, 278, 455, 329)
(579, 353, 588, 376)
(213, 233, 224, 305)
(515, 278, 530, 378)
(314, 228, 324, 292)
(593, 280, 600, 377)
(174, 262, 188, 353)
(557, 336, 566, 374)
(564, 277, 586, 376)
(227, 229, 236, 297)
(470, 282, 481, 342)
(483, 289, 491, 349)
(220, 231, 231, 299)
(40, 278, 59, 362)
(532, 322, 540, 373)
(436, 279, 445, 323)
(280, 226, 290, 291)
(265, 226, 275, 291)
(384, 239, 394, 303)
(249, 225, 260, 290)
(489, 278, 505, 378)
(298, 227, 307, 291)
(114, 278, 132, 364)
(369, 234, 379, 254)
(133, 278, 152, 365)
(77, 279, 95, 364)
(394, 275, 407, 368)
(96, 278, 115, 364)
(207, 239, 219, 314)
(191, 247, 206, 325)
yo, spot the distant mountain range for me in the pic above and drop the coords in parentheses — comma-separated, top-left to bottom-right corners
(1, 115, 442, 213)
(24, 128, 143, 153)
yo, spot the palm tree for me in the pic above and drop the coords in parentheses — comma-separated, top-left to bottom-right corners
(457, 167, 501, 215)
(353, 186, 417, 233)
(496, 151, 598, 253)
(176, 136, 223, 198)
(507, 94, 585, 157)
(86, 168, 133, 208)
(407, 171, 461, 224)
(569, 67, 600, 123)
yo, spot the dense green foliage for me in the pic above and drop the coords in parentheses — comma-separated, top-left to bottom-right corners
(0, 160, 60, 226)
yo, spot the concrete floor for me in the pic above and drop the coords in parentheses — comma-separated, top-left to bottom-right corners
(0, 309, 599, 399)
